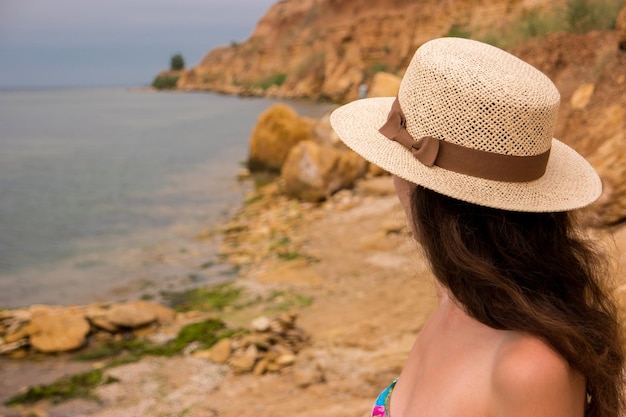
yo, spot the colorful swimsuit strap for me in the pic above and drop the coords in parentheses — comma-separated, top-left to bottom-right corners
(372, 378, 399, 417)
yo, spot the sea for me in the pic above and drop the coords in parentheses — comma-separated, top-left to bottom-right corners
(0, 88, 333, 309)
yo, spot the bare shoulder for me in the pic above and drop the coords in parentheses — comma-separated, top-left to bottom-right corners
(490, 332, 586, 417)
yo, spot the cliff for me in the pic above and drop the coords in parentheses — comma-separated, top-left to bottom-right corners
(178, 0, 626, 226)
(177, 0, 562, 101)
(512, 29, 626, 226)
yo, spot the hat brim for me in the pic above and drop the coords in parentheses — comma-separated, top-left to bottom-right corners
(330, 97, 602, 212)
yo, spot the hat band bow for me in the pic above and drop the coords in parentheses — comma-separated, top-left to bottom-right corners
(378, 98, 550, 183)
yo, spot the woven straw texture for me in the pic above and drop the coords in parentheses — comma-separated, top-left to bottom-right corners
(330, 38, 601, 212)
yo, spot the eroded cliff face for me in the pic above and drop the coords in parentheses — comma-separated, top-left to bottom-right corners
(178, 0, 626, 226)
(178, 0, 559, 101)
(513, 31, 626, 226)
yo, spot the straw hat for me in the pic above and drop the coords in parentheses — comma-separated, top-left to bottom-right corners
(330, 37, 601, 212)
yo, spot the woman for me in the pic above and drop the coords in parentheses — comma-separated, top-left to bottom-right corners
(330, 38, 624, 417)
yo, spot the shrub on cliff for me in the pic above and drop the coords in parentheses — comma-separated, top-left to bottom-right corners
(481, 0, 623, 49)
(170, 53, 185, 71)
(567, 0, 624, 33)
(253, 73, 287, 91)
(152, 74, 180, 90)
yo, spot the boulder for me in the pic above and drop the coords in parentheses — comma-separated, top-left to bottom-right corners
(207, 338, 232, 363)
(27, 310, 90, 353)
(248, 104, 313, 172)
(311, 113, 342, 148)
(368, 72, 401, 98)
(105, 302, 157, 328)
(281, 141, 368, 202)
(230, 344, 258, 374)
(85, 305, 119, 332)
(132, 301, 176, 324)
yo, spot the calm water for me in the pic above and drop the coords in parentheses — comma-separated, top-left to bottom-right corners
(0, 88, 331, 308)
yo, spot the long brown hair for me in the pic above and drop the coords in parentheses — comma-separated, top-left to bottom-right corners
(410, 185, 624, 417)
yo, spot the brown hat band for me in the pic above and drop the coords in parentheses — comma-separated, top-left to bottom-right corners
(378, 98, 550, 182)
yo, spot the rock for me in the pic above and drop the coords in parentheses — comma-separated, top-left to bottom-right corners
(368, 72, 401, 98)
(0, 301, 181, 357)
(85, 305, 119, 332)
(191, 349, 211, 360)
(131, 301, 176, 324)
(0, 339, 29, 354)
(1, 309, 32, 340)
(248, 104, 313, 172)
(208, 338, 232, 363)
(0, 308, 31, 322)
(269, 315, 295, 334)
(88, 300, 174, 331)
(230, 344, 258, 373)
(88, 316, 119, 333)
(311, 113, 342, 148)
(240, 334, 271, 350)
(133, 323, 159, 337)
(270, 343, 294, 356)
(192, 312, 311, 375)
(27, 310, 90, 353)
(281, 141, 368, 202)
(253, 357, 270, 376)
(251, 316, 272, 332)
(570, 83, 595, 110)
(266, 361, 282, 372)
(275, 353, 296, 367)
(9, 349, 27, 359)
(4, 325, 29, 343)
(105, 303, 157, 328)
(356, 176, 395, 197)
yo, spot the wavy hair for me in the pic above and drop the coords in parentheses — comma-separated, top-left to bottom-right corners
(410, 185, 624, 417)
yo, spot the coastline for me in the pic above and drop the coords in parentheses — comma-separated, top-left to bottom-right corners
(0, 88, 334, 309)
(0, 174, 439, 416)
(1, 172, 625, 416)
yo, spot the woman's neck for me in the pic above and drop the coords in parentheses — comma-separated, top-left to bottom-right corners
(434, 284, 489, 332)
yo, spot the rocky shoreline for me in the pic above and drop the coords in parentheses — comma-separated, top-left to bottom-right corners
(1, 166, 625, 416)
(0, 168, 426, 416)
(2, 67, 626, 414)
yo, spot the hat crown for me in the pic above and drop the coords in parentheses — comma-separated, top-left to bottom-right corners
(398, 38, 560, 157)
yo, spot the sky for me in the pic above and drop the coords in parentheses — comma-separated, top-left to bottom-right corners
(0, 0, 277, 88)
